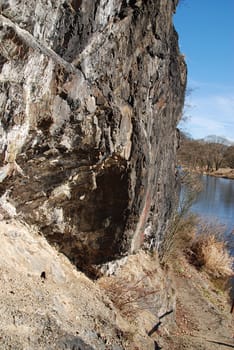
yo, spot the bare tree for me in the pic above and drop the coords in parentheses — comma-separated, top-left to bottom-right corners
(223, 145, 234, 168)
(177, 134, 228, 172)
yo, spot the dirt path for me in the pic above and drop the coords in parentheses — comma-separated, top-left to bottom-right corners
(159, 257, 234, 349)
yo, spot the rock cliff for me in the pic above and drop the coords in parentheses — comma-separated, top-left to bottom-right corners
(0, 0, 187, 348)
(0, 0, 186, 271)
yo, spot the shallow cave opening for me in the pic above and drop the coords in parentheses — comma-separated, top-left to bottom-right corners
(66, 164, 130, 273)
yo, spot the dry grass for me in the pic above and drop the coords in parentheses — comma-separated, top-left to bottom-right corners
(162, 211, 233, 280)
(160, 213, 197, 264)
(161, 171, 233, 280)
(98, 271, 159, 318)
(160, 172, 202, 264)
(190, 222, 233, 278)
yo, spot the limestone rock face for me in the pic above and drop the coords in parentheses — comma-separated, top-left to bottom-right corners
(0, 0, 186, 271)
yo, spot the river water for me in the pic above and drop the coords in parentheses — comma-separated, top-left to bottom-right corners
(189, 175, 234, 256)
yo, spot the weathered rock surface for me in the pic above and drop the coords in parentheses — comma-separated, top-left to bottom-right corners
(0, 0, 187, 348)
(0, 0, 186, 270)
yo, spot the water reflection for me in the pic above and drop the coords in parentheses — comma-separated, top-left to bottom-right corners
(192, 176, 234, 227)
(189, 175, 234, 255)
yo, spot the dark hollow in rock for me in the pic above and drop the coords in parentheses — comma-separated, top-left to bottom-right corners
(47, 163, 130, 275)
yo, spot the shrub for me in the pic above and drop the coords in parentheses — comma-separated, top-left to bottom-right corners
(98, 272, 159, 318)
(190, 222, 233, 278)
(160, 213, 197, 264)
(160, 172, 202, 264)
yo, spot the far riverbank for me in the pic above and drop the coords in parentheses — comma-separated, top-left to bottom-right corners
(181, 166, 234, 180)
(206, 167, 234, 180)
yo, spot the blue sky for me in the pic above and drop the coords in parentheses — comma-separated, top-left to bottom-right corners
(174, 0, 234, 141)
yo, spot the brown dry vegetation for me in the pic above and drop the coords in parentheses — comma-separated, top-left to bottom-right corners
(98, 271, 159, 318)
(159, 215, 234, 349)
(160, 172, 202, 264)
(163, 211, 233, 280)
(177, 132, 234, 173)
(161, 169, 233, 280)
(190, 222, 233, 279)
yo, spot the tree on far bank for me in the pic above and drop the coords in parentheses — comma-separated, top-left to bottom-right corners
(223, 146, 234, 168)
(177, 132, 228, 171)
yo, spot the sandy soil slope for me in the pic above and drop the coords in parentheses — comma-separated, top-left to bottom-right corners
(159, 256, 234, 349)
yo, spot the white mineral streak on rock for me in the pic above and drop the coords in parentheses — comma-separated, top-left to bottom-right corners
(93, 115, 102, 147)
(95, 0, 121, 27)
(0, 164, 10, 183)
(33, 0, 62, 46)
(24, 55, 55, 101)
(119, 104, 133, 160)
(50, 95, 70, 134)
(91, 171, 97, 190)
(51, 183, 71, 201)
(0, 190, 17, 218)
(53, 207, 64, 225)
(0, 125, 27, 181)
(60, 134, 72, 150)
(6, 125, 28, 159)
(85, 95, 96, 113)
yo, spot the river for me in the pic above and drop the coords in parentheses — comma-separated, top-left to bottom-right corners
(188, 175, 234, 256)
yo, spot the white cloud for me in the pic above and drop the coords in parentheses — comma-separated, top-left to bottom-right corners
(181, 90, 234, 141)
(188, 79, 234, 92)
(216, 95, 234, 115)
